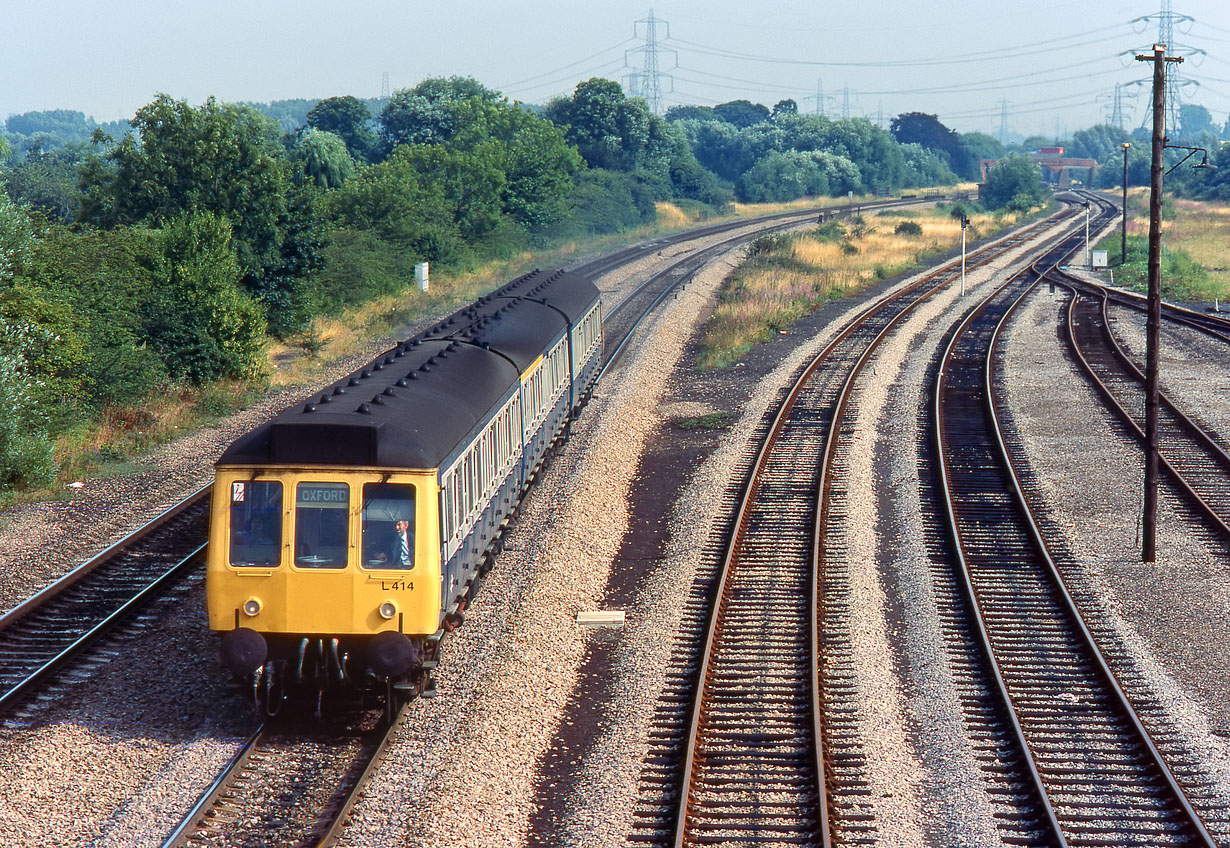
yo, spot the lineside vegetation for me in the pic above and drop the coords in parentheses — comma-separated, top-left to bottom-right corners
(698, 203, 1023, 369)
(1097, 190, 1230, 303)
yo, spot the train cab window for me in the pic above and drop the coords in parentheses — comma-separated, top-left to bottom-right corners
(229, 480, 283, 567)
(294, 482, 349, 568)
(361, 483, 416, 570)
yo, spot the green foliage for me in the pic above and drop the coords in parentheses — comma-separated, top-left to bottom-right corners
(449, 98, 581, 231)
(310, 225, 412, 313)
(3, 144, 85, 223)
(1111, 234, 1213, 300)
(898, 142, 957, 188)
(1069, 124, 1131, 163)
(5, 110, 96, 145)
(771, 99, 798, 119)
(0, 187, 35, 281)
(981, 155, 1048, 210)
(307, 96, 376, 162)
(140, 212, 267, 383)
(545, 79, 657, 172)
(713, 100, 771, 128)
(0, 192, 55, 487)
(291, 129, 356, 188)
(378, 77, 500, 150)
(664, 105, 719, 123)
(891, 112, 974, 178)
(736, 150, 830, 202)
(0, 344, 55, 489)
(546, 169, 655, 237)
(677, 412, 733, 430)
(894, 220, 923, 236)
(811, 221, 847, 242)
(242, 99, 318, 133)
(325, 147, 464, 263)
(959, 131, 1005, 165)
(75, 95, 326, 338)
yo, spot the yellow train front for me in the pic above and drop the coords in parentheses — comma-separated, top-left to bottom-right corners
(206, 269, 602, 711)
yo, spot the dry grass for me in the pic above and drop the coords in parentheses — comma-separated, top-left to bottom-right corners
(698, 205, 1013, 369)
(1101, 189, 1230, 301)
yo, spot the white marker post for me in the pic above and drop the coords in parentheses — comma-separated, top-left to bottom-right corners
(960, 214, 968, 296)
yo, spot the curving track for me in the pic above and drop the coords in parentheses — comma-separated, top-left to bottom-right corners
(935, 196, 1219, 846)
(628, 198, 1091, 847)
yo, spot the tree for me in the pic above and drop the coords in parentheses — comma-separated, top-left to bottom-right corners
(307, 96, 376, 161)
(1069, 124, 1130, 163)
(736, 150, 829, 202)
(899, 143, 958, 187)
(77, 95, 308, 331)
(447, 98, 581, 231)
(379, 77, 501, 150)
(664, 105, 718, 123)
(3, 144, 85, 223)
(0, 189, 55, 487)
(981, 155, 1048, 210)
(772, 99, 799, 119)
(396, 144, 507, 240)
(714, 99, 771, 128)
(545, 79, 651, 171)
(292, 129, 356, 188)
(140, 212, 267, 383)
(890, 112, 974, 178)
(958, 132, 1004, 171)
(1179, 104, 1215, 141)
(325, 148, 462, 263)
(4, 110, 96, 145)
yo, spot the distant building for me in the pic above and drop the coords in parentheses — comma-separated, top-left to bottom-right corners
(980, 147, 1100, 190)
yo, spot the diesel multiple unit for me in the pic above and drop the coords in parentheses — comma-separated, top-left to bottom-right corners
(205, 268, 602, 710)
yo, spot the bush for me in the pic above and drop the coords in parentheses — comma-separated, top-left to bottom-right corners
(894, 220, 923, 236)
(141, 212, 267, 383)
(0, 350, 55, 489)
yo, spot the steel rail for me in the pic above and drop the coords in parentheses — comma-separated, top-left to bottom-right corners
(1053, 276, 1230, 540)
(0, 484, 210, 631)
(935, 200, 1216, 845)
(668, 198, 1088, 846)
(0, 543, 208, 711)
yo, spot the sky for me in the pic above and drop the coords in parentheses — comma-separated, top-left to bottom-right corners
(5, 0, 1230, 139)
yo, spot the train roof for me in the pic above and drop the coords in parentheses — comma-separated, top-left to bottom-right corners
(216, 268, 599, 471)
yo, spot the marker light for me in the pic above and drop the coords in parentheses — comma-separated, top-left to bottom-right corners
(379, 601, 397, 620)
(242, 598, 262, 616)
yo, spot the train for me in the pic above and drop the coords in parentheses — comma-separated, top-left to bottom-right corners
(205, 268, 603, 712)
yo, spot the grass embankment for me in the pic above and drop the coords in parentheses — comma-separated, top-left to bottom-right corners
(1096, 189, 1230, 303)
(34, 194, 888, 503)
(697, 204, 1021, 369)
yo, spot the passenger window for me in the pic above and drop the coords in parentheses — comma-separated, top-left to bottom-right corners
(361, 483, 416, 570)
(294, 482, 349, 568)
(229, 480, 283, 567)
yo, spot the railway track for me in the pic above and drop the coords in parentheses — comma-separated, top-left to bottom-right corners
(0, 489, 209, 717)
(627, 198, 1092, 846)
(934, 198, 1219, 846)
(1056, 275, 1230, 539)
(162, 705, 397, 847)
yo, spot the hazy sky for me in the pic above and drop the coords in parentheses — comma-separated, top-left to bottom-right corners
(5, 0, 1230, 138)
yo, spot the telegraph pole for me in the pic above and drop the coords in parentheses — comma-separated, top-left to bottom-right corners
(1122, 142, 1131, 264)
(1135, 43, 1183, 562)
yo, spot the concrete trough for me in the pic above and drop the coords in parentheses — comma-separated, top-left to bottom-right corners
(576, 610, 626, 628)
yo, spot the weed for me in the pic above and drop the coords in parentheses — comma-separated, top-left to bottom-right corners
(677, 412, 734, 430)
